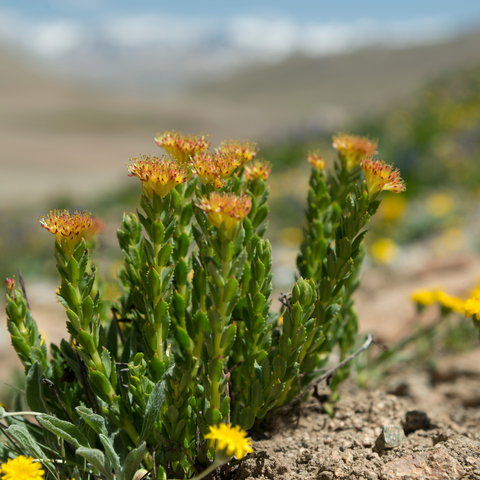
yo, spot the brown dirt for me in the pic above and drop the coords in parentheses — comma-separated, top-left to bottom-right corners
(233, 365, 480, 480)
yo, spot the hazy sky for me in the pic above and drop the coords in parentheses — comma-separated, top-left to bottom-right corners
(3, 0, 480, 24)
(1, 0, 479, 91)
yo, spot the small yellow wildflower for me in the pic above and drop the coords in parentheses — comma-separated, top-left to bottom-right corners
(360, 157, 406, 195)
(204, 423, 253, 460)
(463, 296, 480, 320)
(306, 151, 325, 170)
(379, 195, 406, 222)
(332, 133, 377, 169)
(426, 192, 455, 217)
(411, 289, 437, 307)
(198, 193, 252, 237)
(370, 238, 399, 264)
(191, 151, 238, 188)
(244, 160, 272, 182)
(127, 154, 188, 199)
(436, 291, 464, 313)
(154, 130, 210, 164)
(0, 455, 45, 480)
(216, 139, 258, 167)
(39, 210, 92, 253)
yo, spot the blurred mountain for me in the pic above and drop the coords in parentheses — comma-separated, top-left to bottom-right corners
(187, 28, 480, 140)
(1, 27, 480, 207)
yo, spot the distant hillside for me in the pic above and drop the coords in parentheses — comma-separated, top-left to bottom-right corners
(188, 28, 480, 140)
(0, 28, 479, 207)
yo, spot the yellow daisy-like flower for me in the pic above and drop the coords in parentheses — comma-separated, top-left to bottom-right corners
(370, 238, 400, 265)
(204, 423, 253, 460)
(39, 209, 92, 253)
(332, 133, 377, 169)
(154, 130, 210, 164)
(191, 151, 238, 188)
(306, 151, 325, 170)
(411, 289, 437, 307)
(436, 291, 464, 313)
(244, 160, 272, 182)
(0, 455, 45, 480)
(216, 140, 258, 167)
(127, 154, 188, 199)
(198, 193, 252, 237)
(360, 157, 406, 195)
(463, 296, 480, 320)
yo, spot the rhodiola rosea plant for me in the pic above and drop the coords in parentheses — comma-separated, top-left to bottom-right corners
(1, 131, 405, 479)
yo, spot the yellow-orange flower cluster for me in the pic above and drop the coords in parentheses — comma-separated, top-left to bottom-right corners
(83, 217, 105, 243)
(360, 157, 406, 195)
(191, 151, 238, 188)
(306, 152, 325, 170)
(40, 209, 92, 250)
(154, 130, 210, 164)
(0, 455, 45, 480)
(198, 192, 252, 235)
(204, 423, 253, 460)
(216, 139, 258, 167)
(332, 133, 377, 169)
(127, 154, 188, 199)
(244, 160, 272, 182)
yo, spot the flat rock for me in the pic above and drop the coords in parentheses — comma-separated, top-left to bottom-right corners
(376, 425, 405, 450)
(380, 450, 465, 480)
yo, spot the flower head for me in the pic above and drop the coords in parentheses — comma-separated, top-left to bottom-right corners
(0, 455, 45, 480)
(436, 291, 464, 313)
(306, 151, 325, 170)
(5, 277, 15, 295)
(463, 296, 480, 320)
(127, 154, 188, 199)
(154, 130, 210, 164)
(191, 151, 238, 188)
(370, 238, 399, 264)
(244, 160, 272, 182)
(411, 289, 464, 313)
(360, 157, 406, 195)
(332, 133, 377, 169)
(40, 210, 92, 252)
(411, 289, 437, 307)
(204, 423, 253, 460)
(198, 193, 252, 236)
(216, 140, 258, 167)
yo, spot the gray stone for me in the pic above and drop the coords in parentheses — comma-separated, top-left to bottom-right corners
(375, 425, 405, 450)
(380, 450, 465, 479)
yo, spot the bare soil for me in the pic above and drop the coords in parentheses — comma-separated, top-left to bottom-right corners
(232, 357, 480, 480)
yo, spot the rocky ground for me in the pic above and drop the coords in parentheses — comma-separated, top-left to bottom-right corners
(232, 350, 480, 480)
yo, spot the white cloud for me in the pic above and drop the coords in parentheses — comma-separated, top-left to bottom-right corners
(101, 14, 214, 49)
(0, 9, 462, 90)
(0, 11, 85, 58)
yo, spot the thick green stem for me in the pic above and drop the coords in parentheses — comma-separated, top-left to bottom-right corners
(122, 418, 140, 446)
(154, 321, 163, 361)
